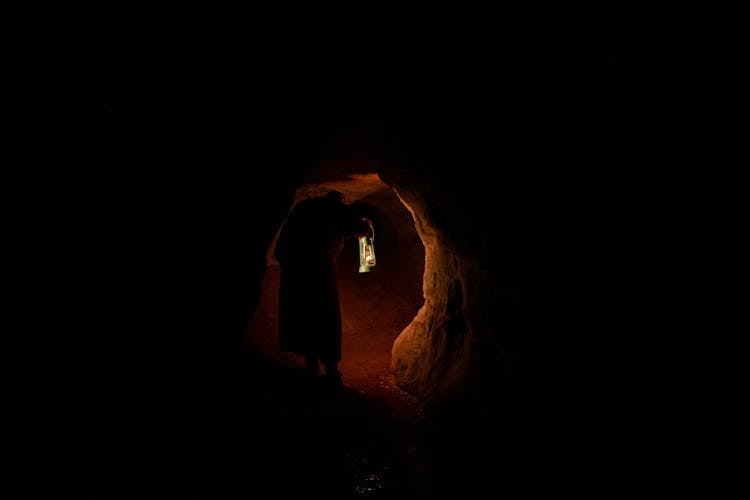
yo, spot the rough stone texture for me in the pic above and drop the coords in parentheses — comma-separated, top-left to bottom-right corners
(387, 185, 469, 403)
(377, 130, 632, 415)
(380, 163, 503, 411)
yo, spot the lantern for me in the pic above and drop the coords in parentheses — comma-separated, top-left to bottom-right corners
(358, 219, 376, 273)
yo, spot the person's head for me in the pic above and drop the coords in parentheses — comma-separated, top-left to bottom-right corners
(324, 190, 345, 204)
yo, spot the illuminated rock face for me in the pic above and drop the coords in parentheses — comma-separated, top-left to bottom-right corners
(380, 164, 505, 410)
(387, 189, 466, 402)
(377, 151, 578, 413)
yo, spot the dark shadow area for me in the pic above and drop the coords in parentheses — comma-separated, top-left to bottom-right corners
(6, 17, 721, 498)
(84, 351, 427, 498)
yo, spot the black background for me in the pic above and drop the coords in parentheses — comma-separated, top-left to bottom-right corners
(5, 11, 728, 495)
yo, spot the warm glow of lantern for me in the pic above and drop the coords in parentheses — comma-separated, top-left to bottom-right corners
(358, 220, 376, 273)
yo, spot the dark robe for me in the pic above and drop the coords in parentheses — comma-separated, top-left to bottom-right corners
(273, 195, 364, 363)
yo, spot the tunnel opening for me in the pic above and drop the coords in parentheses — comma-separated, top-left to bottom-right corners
(245, 165, 427, 406)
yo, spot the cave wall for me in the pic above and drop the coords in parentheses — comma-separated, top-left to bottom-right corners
(371, 92, 700, 489)
(381, 159, 524, 412)
(377, 108, 671, 420)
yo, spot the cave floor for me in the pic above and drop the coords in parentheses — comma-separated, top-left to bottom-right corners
(90, 305, 641, 498)
(228, 351, 432, 498)
(93, 349, 434, 498)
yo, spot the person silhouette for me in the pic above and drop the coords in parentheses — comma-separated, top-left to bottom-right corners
(273, 190, 370, 386)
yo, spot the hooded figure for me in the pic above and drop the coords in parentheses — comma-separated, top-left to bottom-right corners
(273, 190, 369, 383)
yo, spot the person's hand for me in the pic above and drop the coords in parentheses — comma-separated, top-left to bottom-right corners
(355, 217, 372, 237)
